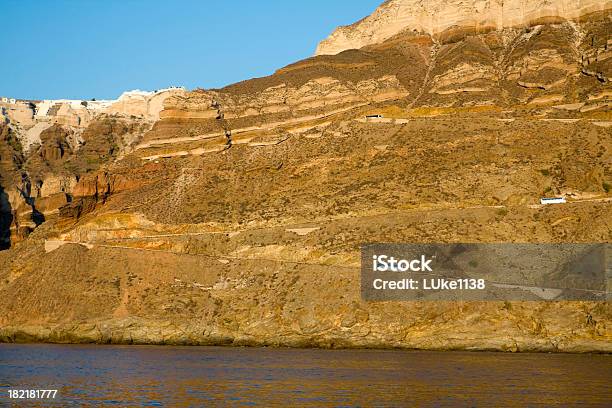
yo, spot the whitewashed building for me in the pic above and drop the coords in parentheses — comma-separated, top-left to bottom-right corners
(540, 197, 567, 205)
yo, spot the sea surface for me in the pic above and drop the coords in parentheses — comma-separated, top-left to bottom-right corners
(0, 344, 610, 407)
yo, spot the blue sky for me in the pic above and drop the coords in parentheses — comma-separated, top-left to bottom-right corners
(3, 0, 381, 100)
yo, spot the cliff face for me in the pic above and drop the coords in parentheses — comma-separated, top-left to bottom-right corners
(0, 89, 184, 246)
(316, 0, 611, 55)
(0, 3, 610, 351)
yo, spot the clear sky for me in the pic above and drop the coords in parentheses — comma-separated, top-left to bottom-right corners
(3, 0, 382, 100)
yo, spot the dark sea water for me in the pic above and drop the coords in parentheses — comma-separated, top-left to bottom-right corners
(0, 344, 610, 407)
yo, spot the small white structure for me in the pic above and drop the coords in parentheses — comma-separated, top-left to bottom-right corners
(366, 114, 384, 118)
(1, 97, 7, 103)
(540, 197, 567, 205)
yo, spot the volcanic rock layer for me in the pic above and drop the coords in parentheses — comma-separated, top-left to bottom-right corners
(316, 0, 611, 55)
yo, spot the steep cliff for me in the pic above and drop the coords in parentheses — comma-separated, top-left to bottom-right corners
(0, 2, 610, 351)
(316, 0, 611, 55)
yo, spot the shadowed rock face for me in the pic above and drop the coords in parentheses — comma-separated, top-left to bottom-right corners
(0, 187, 12, 250)
(0, 4, 610, 350)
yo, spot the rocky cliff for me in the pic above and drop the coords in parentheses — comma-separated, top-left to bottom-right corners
(316, 0, 611, 55)
(0, 2, 610, 351)
(0, 88, 185, 246)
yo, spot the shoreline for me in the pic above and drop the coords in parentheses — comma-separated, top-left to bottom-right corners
(3, 339, 610, 355)
(2, 323, 610, 354)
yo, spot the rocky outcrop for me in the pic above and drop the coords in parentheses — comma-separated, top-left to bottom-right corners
(137, 74, 410, 160)
(316, 0, 611, 55)
(0, 88, 186, 158)
(0, 113, 154, 245)
(221, 75, 409, 117)
(0, 100, 35, 127)
(108, 88, 187, 120)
